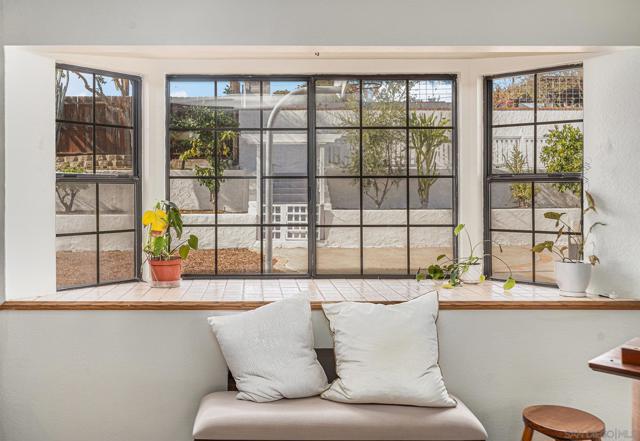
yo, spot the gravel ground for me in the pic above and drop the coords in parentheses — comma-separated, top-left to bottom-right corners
(56, 250, 134, 289)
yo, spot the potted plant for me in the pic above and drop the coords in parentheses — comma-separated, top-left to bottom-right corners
(143, 200, 199, 287)
(532, 192, 605, 296)
(416, 224, 516, 290)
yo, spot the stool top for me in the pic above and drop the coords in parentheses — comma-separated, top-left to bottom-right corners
(523, 405, 605, 439)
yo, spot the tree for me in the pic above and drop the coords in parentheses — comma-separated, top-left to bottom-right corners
(55, 165, 90, 213)
(409, 113, 450, 207)
(341, 81, 406, 208)
(170, 105, 239, 205)
(539, 124, 583, 196)
(502, 144, 533, 207)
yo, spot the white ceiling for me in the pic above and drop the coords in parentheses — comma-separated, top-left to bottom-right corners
(25, 45, 626, 60)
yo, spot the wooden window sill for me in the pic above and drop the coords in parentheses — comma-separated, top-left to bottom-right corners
(1, 279, 639, 311)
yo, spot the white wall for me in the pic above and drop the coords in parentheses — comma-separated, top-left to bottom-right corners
(3, 48, 589, 298)
(4, 48, 56, 298)
(584, 49, 640, 298)
(0, 309, 637, 441)
(2, 0, 640, 46)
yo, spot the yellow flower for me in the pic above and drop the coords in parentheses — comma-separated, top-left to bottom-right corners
(142, 209, 168, 234)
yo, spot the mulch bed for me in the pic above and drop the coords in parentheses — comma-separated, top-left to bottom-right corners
(56, 250, 134, 289)
(183, 248, 279, 274)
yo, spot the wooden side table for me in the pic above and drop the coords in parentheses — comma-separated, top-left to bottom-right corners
(522, 405, 605, 441)
(589, 337, 640, 441)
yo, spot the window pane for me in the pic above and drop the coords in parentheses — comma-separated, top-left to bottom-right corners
(410, 128, 452, 175)
(56, 123, 93, 174)
(409, 178, 452, 224)
(169, 81, 215, 129)
(534, 182, 582, 232)
(316, 227, 360, 274)
(362, 177, 406, 224)
(317, 178, 360, 225)
(262, 179, 308, 226)
(409, 227, 453, 273)
(95, 75, 133, 126)
(99, 183, 135, 232)
(55, 182, 96, 234)
(262, 81, 307, 129)
(95, 126, 134, 175)
(56, 235, 97, 289)
(56, 69, 93, 123)
(537, 123, 583, 174)
(263, 131, 307, 175)
(492, 75, 534, 125)
(99, 232, 134, 283)
(362, 129, 406, 175)
(169, 130, 214, 177)
(215, 80, 260, 128)
(170, 178, 215, 214)
(217, 178, 258, 221)
(316, 129, 359, 176)
(217, 226, 261, 274)
(263, 226, 308, 274)
(537, 68, 583, 122)
(492, 231, 532, 282)
(534, 232, 574, 284)
(362, 80, 406, 127)
(315, 79, 360, 127)
(490, 182, 533, 230)
(492, 125, 534, 174)
(363, 227, 407, 274)
(181, 226, 215, 275)
(409, 80, 453, 125)
(218, 131, 259, 177)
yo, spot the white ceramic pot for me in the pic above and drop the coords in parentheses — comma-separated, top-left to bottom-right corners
(554, 261, 592, 296)
(460, 263, 483, 284)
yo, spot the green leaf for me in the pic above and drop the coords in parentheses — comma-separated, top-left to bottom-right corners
(436, 254, 446, 261)
(585, 191, 597, 213)
(179, 244, 190, 260)
(532, 241, 553, 253)
(442, 283, 453, 289)
(187, 234, 199, 249)
(427, 264, 445, 280)
(479, 274, 486, 282)
(151, 236, 167, 256)
(503, 277, 516, 290)
(416, 271, 426, 282)
(454, 224, 465, 236)
(544, 212, 563, 220)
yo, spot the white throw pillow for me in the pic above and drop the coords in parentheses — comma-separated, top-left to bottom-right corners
(208, 297, 328, 402)
(321, 293, 456, 407)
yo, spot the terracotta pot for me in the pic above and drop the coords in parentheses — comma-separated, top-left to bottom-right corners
(148, 257, 182, 287)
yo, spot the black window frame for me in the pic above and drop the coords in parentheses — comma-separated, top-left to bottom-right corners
(483, 64, 584, 285)
(55, 64, 143, 291)
(166, 74, 458, 279)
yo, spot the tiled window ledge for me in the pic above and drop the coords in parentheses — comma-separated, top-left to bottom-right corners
(1, 279, 639, 310)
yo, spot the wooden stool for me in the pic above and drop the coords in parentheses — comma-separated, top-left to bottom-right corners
(522, 405, 605, 441)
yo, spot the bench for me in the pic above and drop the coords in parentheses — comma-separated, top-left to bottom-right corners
(193, 349, 487, 441)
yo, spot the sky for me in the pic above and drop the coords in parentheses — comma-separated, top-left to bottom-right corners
(63, 70, 130, 97)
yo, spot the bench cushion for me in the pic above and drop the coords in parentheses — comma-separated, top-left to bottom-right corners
(193, 392, 487, 440)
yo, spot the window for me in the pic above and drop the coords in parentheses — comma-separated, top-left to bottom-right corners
(484, 65, 583, 284)
(55, 65, 141, 290)
(167, 75, 457, 277)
